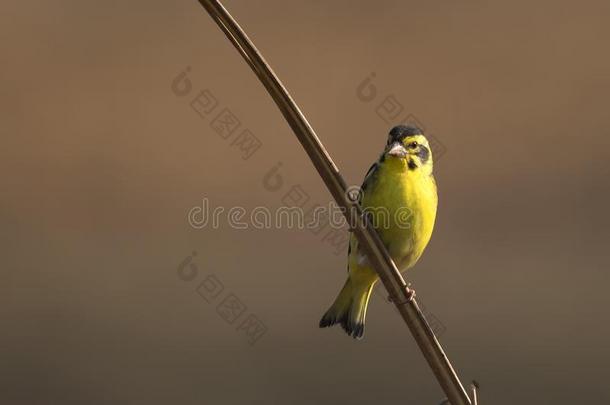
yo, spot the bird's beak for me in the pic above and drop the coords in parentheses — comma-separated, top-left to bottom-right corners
(387, 142, 407, 158)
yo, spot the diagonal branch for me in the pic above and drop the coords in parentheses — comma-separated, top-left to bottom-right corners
(195, 1, 474, 404)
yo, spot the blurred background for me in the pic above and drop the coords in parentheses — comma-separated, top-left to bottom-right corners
(2, 0, 610, 403)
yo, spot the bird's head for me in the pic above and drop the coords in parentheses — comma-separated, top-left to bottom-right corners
(384, 125, 433, 173)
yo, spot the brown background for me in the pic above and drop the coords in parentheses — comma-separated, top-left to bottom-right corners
(2, 0, 610, 404)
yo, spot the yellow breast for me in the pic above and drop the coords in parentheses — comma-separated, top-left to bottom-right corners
(361, 158, 438, 271)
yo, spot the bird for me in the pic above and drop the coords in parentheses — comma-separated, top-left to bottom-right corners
(319, 125, 438, 339)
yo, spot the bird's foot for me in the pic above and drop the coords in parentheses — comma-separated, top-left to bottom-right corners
(387, 283, 415, 303)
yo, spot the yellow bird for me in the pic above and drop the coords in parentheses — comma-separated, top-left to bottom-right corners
(319, 125, 438, 339)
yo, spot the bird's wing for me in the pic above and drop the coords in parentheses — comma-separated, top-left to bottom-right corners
(346, 159, 382, 270)
(359, 160, 380, 204)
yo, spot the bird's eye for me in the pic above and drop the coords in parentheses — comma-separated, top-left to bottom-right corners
(407, 142, 418, 149)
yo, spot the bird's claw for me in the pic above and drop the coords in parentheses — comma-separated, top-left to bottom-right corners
(387, 283, 415, 303)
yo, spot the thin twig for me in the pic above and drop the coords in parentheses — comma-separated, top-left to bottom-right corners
(195, 1, 474, 404)
(470, 380, 480, 405)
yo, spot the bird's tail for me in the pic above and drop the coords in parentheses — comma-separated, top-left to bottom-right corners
(319, 278, 374, 339)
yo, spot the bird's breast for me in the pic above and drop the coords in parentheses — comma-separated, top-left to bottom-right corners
(361, 167, 437, 271)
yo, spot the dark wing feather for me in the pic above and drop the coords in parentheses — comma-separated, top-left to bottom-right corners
(360, 160, 380, 204)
